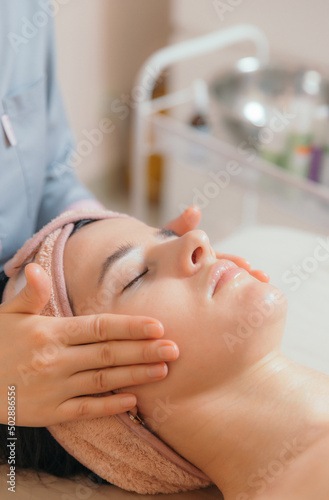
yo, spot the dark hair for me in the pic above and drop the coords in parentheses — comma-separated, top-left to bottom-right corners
(0, 218, 107, 483)
(68, 219, 99, 314)
(69, 218, 98, 237)
(0, 426, 103, 481)
(0, 270, 9, 299)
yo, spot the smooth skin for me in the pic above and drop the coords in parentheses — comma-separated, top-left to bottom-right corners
(0, 206, 268, 427)
(63, 215, 329, 500)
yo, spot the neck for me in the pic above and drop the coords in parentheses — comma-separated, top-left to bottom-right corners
(156, 352, 329, 499)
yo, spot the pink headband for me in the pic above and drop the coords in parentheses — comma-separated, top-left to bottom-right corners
(3, 209, 211, 494)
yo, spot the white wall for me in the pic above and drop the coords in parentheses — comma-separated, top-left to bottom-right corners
(170, 0, 329, 71)
(54, 0, 170, 189)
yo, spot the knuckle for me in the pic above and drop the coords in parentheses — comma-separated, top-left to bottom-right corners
(21, 287, 38, 308)
(93, 369, 107, 391)
(99, 343, 115, 366)
(142, 343, 152, 363)
(92, 315, 108, 342)
(127, 317, 138, 339)
(63, 318, 80, 338)
(31, 354, 53, 374)
(76, 400, 90, 419)
(129, 365, 143, 385)
(31, 328, 48, 348)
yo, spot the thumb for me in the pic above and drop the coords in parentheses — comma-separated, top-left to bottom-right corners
(165, 205, 201, 235)
(1, 263, 51, 315)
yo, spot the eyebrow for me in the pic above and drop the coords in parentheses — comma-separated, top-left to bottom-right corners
(97, 227, 179, 286)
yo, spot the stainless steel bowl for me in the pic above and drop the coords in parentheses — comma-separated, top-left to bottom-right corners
(210, 57, 329, 148)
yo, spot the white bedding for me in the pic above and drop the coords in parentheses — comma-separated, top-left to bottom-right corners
(213, 225, 329, 375)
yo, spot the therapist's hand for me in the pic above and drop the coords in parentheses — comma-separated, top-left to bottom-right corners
(215, 253, 270, 283)
(0, 264, 179, 427)
(166, 205, 270, 283)
(164, 205, 202, 235)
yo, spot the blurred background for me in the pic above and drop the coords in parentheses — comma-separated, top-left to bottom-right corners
(54, 0, 170, 210)
(54, 0, 329, 228)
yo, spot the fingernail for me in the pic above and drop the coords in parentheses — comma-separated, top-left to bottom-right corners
(120, 396, 136, 409)
(187, 205, 200, 220)
(147, 364, 168, 378)
(158, 344, 179, 360)
(144, 323, 163, 338)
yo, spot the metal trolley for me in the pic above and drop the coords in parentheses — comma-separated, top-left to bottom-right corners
(130, 25, 329, 239)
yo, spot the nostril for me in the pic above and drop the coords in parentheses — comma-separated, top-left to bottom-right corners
(191, 247, 202, 264)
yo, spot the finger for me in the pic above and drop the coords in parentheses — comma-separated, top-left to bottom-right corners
(62, 314, 164, 345)
(1, 263, 51, 315)
(215, 252, 269, 282)
(249, 270, 270, 283)
(164, 205, 201, 236)
(66, 362, 169, 398)
(65, 339, 179, 373)
(215, 252, 251, 271)
(58, 393, 138, 422)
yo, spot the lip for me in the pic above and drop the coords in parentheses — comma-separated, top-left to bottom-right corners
(208, 260, 243, 296)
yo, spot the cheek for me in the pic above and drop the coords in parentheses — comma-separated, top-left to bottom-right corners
(112, 279, 286, 379)
(112, 281, 188, 323)
(123, 282, 288, 422)
(232, 281, 287, 331)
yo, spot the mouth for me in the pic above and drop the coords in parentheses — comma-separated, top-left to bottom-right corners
(209, 260, 244, 297)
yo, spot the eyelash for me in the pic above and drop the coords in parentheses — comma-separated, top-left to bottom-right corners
(123, 267, 149, 291)
(120, 229, 178, 292)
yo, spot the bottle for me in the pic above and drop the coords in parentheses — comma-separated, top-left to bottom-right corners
(309, 107, 329, 182)
(319, 146, 329, 188)
(189, 79, 211, 133)
(147, 70, 167, 204)
(259, 127, 288, 168)
(291, 144, 312, 178)
(188, 79, 211, 168)
(287, 96, 314, 178)
(319, 147, 329, 187)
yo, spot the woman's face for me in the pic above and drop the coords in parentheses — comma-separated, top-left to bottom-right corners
(64, 217, 287, 404)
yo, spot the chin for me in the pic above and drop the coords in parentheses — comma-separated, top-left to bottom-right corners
(224, 280, 287, 350)
(238, 277, 286, 316)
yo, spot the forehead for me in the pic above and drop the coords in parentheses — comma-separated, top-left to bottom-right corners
(63, 217, 152, 297)
(65, 217, 152, 261)
(70, 217, 149, 246)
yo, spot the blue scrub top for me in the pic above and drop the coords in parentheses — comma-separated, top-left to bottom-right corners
(0, 0, 96, 270)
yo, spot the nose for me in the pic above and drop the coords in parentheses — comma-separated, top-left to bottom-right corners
(175, 229, 214, 277)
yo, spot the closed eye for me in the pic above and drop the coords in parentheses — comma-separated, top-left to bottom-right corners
(123, 268, 149, 291)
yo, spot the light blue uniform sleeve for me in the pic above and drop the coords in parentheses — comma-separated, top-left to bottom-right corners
(0, 1, 98, 270)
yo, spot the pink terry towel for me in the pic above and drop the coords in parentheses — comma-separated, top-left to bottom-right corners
(3, 208, 212, 494)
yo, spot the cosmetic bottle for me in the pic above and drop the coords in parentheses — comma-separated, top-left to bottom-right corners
(314, 107, 329, 185)
(189, 79, 211, 132)
(309, 114, 326, 182)
(287, 96, 314, 178)
(188, 79, 211, 167)
(319, 147, 329, 187)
